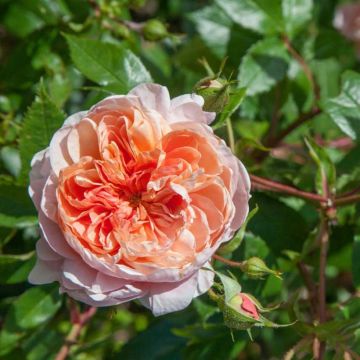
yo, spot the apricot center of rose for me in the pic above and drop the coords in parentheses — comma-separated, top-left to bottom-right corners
(128, 193, 142, 208)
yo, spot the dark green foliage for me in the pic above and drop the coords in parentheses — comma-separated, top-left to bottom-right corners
(1, 0, 360, 358)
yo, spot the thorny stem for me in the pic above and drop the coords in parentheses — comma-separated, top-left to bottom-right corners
(55, 303, 97, 360)
(316, 216, 330, 360)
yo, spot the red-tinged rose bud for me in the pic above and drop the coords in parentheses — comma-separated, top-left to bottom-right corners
(228, 293, 260, 320)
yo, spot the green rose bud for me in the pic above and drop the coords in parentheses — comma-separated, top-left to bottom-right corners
(194, 77, 231, 113)
(113, 23, 130, 39)
(242, 257, 282, 279)
(143, 19, 168, 41)
(130, 0, 146, 9)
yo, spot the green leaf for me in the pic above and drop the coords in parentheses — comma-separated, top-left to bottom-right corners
(0, 252, 35, 284)
(0, 185, 37, 228)
(5, 284, 62, 330)
(188, 5, 232, 59)
(326, 71, 360, 140)
(214, 88, 247, 129)
(282, 0, 313, 38)
(353, 235, 360, 289)
(174, 323, 247, 360)
(312, 58, 341, 102)
(116, 314, 188, 360)
(1, 146, 21, 178)
(0, 329, 23, 356)
(238, 37, 290, 95)
(3, 3, 44, 38)
(19, 83, 65, 182)
(215, 272, 242, 303)
(215, 0, 283, 35)
(248, 194, 309, 256)
(193, 299, 219, 324)
(304, 137, 336, 196)
(3, 0, 70, 37)
(64, 34, 152, 93)
(22, 326, 62, 360)
(46, 73, 72, 108)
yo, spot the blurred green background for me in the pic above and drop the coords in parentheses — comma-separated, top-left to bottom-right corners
(0, 0, 360, 359)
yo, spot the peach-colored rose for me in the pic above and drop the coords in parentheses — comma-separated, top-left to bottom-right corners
(28, 83, 250, 316)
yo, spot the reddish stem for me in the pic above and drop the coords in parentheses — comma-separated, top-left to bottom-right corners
(55, 305, 97, 360)
(250, 174, 327, 204)
(265, 108, 321, 148)
(335, 193, 360, 206)
(282, 35, 320, 101)
(297, 262, 317, 317)
(212, 254, 244, 268)
(316, 217, 329, 360)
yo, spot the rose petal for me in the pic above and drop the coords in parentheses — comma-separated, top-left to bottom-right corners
(140, 272, 199, 316)
(129, 83, 171, 118)
(28, 258, 61, 284)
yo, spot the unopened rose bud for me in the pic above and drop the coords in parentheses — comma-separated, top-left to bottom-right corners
(113, 23, 130, 39)
(228, 293, 260, 320)
(130, 0, 146, 9)
(242, 257, 282, 279)
(143, 19, 168, 41)
(194, 77, 230, 113)
(220, 292, 261, 330)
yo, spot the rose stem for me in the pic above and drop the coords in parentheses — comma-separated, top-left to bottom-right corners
(212, 254, 245, 269)
(297, 262, 317, 317)
(250, 174, 360, 207)
(250, 174, 327, 204)
(253, 36, 321, 162)
(226, 117, 235, 153)
(316, 216, 329, 360)
(55, 303, 97, 360)
(282, 35, 321, 101)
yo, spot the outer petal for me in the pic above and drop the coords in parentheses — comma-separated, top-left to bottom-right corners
(169, 94, 215, 125)
(49, 111, 86, 176)
(28, 258, 61, 284)
(129, 83, 171, 118)
(29, 149, 51, 211)
(60, 259, 147, 307)
(231, 160, 251, 231)
(39, 210, 77, 259)
(36, 237, 62, 261)
(140, 267, 213, 316)
(40, 172, 58, 222)
(140, 272, 199, 316)
(193, 263, 214, 297)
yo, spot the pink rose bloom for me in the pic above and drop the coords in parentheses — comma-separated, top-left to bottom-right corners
(28, 83, 250, 316)
(334, 3, 360, 56)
